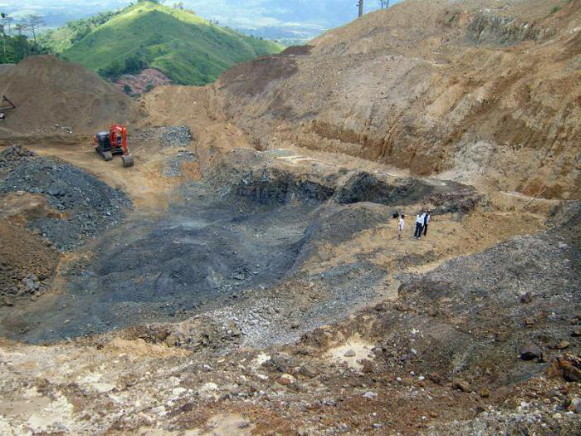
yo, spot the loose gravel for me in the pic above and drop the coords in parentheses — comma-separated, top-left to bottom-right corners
(0, 146, 131, 250)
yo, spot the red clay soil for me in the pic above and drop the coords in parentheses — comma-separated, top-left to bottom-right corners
(114, 68, 172, 95)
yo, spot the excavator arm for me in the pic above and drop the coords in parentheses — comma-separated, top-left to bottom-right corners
(109, 124, 134, 167)
(0, 95, 16, 119)
(0, 95, 16, 111)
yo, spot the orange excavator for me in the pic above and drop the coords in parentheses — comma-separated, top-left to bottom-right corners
(93, 124, 135, 168)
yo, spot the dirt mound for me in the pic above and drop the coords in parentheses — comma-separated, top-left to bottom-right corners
(0, 146, 131, 250)
(0, 220, 58, 304)
(216, 0, 581, 199)
(0, 56, 141, 138)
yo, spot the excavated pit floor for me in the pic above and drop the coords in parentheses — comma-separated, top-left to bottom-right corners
(0, 148, 480, 345)
(0, 182, 321, 343)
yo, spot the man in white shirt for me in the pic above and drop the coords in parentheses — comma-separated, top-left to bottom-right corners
(414, 212, 425, 239)
(423, 211, 432, 237)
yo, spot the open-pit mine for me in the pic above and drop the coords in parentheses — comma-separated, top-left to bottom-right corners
(0, 0, 579, 434)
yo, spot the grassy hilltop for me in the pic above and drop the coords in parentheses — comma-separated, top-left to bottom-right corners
(47, 1, 282, 85)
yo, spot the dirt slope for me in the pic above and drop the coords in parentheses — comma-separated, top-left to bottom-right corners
(216, 0, 581, 199)
(0, 56, 141, 139)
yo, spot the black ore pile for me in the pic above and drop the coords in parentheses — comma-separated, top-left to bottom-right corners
(0, 144, 36, 173)
(0, 146, 131, 250)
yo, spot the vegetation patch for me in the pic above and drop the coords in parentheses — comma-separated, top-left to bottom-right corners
(42, 1, 283, 86)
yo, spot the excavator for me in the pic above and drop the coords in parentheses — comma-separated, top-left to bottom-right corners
(93, 124, 135, 168)
(0, 95, 16, 120)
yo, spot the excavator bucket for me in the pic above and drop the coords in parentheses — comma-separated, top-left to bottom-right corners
(122, 154, 135, 168)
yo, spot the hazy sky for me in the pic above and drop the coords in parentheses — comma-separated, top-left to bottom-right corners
(1, 0, 403, 38)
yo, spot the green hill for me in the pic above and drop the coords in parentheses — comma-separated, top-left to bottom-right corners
(46, 1, 283, 86)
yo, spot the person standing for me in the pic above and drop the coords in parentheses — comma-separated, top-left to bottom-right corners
(414, 212, 425, 239)
(423, 211, 431, 237)
(398, 214, 405, 240)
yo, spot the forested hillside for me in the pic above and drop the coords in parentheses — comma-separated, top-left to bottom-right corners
(43, 1, 282, 86)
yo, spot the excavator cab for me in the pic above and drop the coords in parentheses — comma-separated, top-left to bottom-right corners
(93, 124, 134, 168)
(95, 131, 111, 151)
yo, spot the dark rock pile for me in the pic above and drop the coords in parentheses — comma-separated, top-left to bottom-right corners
(0, 145, 36, 173)
(0, 146, 131, 250)
(385, 225, 580, 385)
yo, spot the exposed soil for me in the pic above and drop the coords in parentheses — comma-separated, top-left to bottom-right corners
(114, 68, 172, 95)
(0, 217, 578, 433)
(215, 0, 581, 200)
(0, 183, 318, 343)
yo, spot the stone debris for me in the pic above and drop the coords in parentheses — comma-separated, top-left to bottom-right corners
(521, 344, 543, 361)
(0, 146, 131, 250)
(133, 126, 193, 148)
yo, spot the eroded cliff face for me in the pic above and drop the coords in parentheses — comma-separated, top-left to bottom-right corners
(217, 0, 580, 199)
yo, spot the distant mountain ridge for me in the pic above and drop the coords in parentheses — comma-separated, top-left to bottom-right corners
(44, 1, 282, 86)
(4, 1, 403, 43)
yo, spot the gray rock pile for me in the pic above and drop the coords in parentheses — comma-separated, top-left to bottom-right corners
(0, 145, 36, 173)
(133, 126, 193, 147)
(160, 126, 193, 147)
(162, 150, 196, 177)
(0, 146, 131, 250)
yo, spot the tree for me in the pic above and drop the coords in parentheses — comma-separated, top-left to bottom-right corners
(124, 53, 147, 74)
(98, 60, 124, 80)
(378, 0, 390, 9)
(358, 0, 364, 18)
(23, 14, 44, 47)
(0, 30, 37, 63)
(1, 13, 7, 54)
(14, 23, 27, 36)
(4, 15, 13, 35)
(0, 12, 13, 54)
